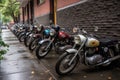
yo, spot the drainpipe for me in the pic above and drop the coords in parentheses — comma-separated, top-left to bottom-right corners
(53, 0, 57, 26)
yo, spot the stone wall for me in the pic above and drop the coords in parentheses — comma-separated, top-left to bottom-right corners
(57, 0, 120, 40)
(35, 14, 50, 25)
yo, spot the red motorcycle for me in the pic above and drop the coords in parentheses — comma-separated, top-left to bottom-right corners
(35, 25, 74, 59)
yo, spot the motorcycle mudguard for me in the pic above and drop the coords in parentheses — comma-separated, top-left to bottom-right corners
(20, 32, 26, 35)
(26, 32, 31, 36)
(38, 39, 51, 45)
(66, 49, 77, 54)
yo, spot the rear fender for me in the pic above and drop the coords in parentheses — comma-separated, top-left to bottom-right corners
(38, 39, 51, 45)
(20, 32, 26, 35)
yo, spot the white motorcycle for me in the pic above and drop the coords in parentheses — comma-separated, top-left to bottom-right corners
(55, 28, 120, 75)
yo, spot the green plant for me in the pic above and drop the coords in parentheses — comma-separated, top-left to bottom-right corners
(0, 30, 9, 60)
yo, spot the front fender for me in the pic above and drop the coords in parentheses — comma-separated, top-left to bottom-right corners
(66, 49, 78, 54)
(38, 39, 51, 45)
(20, 32, 26, 35)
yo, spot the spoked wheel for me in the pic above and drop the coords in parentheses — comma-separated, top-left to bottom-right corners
(24, 35, 31, 47)
(55, 52, 79, 75)
(19, 34, 25, 42)
(36, 41, 52, 59)
(29, 38, 40, 51)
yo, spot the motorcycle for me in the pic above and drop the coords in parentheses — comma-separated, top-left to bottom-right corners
(28, 25, 50, 51)
(18, 24, 31, 42)
(55, 28, 120, 75)
(11, 23, 25, 37)
(35, 25, 74, 59)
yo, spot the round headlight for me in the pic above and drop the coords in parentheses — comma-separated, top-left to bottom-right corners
(74, 36, 81, 44)
(37, 26, 41, 31)
(50, 29, 56, 36)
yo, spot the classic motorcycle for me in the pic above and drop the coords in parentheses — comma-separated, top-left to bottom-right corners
(28, 25, 50, 51)
(55, 28, 120, 75)
(35, 25, 74, 59)
(18, 24, 31, 42)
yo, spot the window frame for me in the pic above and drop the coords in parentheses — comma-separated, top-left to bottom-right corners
(37, 0, 45, 5)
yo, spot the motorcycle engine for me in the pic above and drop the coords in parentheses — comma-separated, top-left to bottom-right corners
(86, 48, 103, 65)
(86, 54, 103, 65)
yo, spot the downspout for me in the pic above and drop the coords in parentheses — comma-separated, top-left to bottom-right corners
(53, 0, 57, 26)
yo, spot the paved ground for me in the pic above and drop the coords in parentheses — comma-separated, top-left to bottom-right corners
(0, 29, 120, 80)
(0, 29, 56, 80)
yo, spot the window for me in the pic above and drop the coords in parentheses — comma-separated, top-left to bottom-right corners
(37, 0, 45, 5)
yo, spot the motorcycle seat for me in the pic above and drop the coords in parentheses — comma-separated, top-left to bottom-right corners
(99, 38, 118, 46)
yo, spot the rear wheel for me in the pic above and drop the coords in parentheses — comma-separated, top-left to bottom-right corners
(36, 41, 52, 59)
(55, 52, 79, 75)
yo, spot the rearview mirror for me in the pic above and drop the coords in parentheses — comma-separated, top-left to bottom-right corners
(94, 26, 99, 32)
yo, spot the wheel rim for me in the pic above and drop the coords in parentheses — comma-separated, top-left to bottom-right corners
(21, 36, 25, 42)
(38, 42, 50, 56)
(59, 54, 78, 73)
(31, 39, 38, 50)
(26, 37, 31, 46)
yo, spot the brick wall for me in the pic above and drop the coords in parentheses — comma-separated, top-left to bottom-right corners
(34, 0, 50, 18)
(57, 0, 120, 40)
(57, 0, 80, 9)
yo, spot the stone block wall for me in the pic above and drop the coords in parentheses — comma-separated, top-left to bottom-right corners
(57, 0, 120, 40)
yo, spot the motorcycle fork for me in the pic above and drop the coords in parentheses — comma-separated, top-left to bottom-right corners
(68, 42, 85, 66)
(45, 38, 54, 50)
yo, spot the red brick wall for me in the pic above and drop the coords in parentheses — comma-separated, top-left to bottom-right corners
(34, 0, 50, 18)
(34, 0, 80, 18)
(20, 0, 80, 23)
(57, 0, 80, 9)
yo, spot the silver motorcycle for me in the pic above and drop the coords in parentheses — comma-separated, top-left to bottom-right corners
(55, 28, 120, 75)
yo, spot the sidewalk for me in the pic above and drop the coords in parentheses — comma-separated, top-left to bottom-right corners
(0, 29, 56, 80)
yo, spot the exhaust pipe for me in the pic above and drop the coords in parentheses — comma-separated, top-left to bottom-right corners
(97, 55, 120, 66)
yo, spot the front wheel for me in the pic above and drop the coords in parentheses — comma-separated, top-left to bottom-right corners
(19, 34, 25, 42)
(36, 41, 52, 59)
(55, 52, 79, 75)
(29, 38, 41, 51)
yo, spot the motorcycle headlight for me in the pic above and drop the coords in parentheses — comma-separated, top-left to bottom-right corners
(37, 24, 43, 31)
(74, 36, 81, 45)
(37, 26, 41, 31)
(33, 35, 36, 37)
(50, 29, 56, 36)
(20, 27, 23, 29)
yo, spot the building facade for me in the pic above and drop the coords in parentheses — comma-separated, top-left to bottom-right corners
(19, 0, 120, 40)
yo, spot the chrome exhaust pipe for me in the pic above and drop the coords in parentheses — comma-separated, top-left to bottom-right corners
(97, 55, 120, 66)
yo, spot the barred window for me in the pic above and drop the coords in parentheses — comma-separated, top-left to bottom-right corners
(37, 0, 45, 5)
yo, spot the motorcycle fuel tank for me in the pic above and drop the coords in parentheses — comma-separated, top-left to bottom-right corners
(86, 38, 100, 47)
(58, 31, 70, 39)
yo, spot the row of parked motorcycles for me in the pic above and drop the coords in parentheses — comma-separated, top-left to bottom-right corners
(11, 23, 120, 75)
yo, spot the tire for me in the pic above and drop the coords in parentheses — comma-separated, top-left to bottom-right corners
(55, 52, 79, 75)
(18, 34, 25, 42)
(29, 38, 40, 51)
(24, 33, 33, 47)
(36, 41, 52, 59)
(24, 36, 28, 46)
(24, 34, 32, 47)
